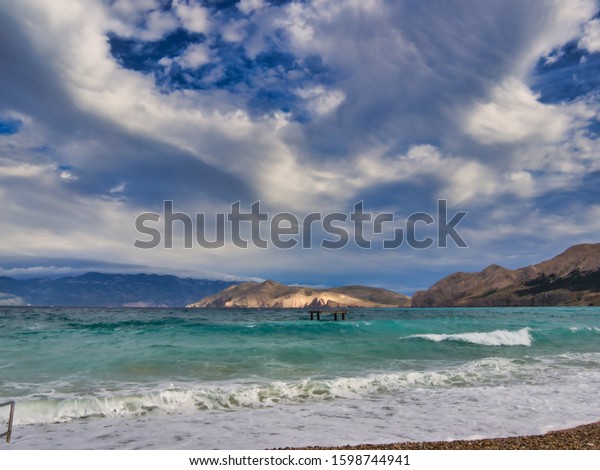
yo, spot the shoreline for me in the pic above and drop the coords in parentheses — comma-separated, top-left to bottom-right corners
(289, 421, 600, 450)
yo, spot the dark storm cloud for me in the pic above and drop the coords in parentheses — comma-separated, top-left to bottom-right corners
(280, 0, 592, 159)
(0, 7, 253, 209)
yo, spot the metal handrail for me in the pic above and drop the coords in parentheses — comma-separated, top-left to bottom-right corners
(0, 401, 15, 444)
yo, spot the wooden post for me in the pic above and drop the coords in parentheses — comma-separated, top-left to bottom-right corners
(308, 309, 348, 321)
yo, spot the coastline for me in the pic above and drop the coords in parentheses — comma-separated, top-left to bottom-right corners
(290, 421, 600, 450)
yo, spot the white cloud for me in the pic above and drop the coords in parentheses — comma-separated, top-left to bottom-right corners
(176, 43, 211, 69)
(0, 266, 90, 279)
(464, 79, 573, 144)
(542, 49, 564, 65)
(295, 86, 345, 116)
(220, 19, 248, 43)
(0, 163, 51, 178)
(0, 292, 26, 306)
(505, 171, 535, 196)
(579, 18, 600, 52)
(140, 9, 178, 41)
(174, 0, 210, 34)
(59, 170, 79, 182)
(106, 1, 177, 41)
(403, 145, 441, 162)
(110, 182, 126, 195)
(110, 0, 160, 17)
(238, 0, 266, 16)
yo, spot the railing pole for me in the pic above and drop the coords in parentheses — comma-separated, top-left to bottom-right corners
(1, 401, 15, 444)
(7, 401, 14, 443)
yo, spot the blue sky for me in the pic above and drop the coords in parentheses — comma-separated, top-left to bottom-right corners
(1, 0, 600, 294)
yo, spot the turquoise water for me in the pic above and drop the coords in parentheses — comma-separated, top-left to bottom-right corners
(1, 306, 599, 448)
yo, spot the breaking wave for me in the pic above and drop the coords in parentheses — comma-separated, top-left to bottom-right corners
(8, 353, 590, 426)
(404, 327, 532, 346)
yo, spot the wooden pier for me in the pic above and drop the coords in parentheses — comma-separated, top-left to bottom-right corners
(308, 309, 348, 321)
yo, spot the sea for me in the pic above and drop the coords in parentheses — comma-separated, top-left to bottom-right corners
(1, 306, 599, 449)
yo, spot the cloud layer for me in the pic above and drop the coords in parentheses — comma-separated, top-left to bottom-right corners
(1, 0, 600, 291)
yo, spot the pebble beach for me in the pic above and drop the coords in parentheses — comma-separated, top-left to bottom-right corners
(294, 421, 600, 450)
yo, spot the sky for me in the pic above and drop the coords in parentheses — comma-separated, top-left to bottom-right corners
(1, 0, 600, 294)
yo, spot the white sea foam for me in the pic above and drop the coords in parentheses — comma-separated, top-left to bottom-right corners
(406, 327, 532, 346)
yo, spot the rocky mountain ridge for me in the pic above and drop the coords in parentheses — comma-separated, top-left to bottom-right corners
(187, 280, 411, 308)
(3, 243, 599, 308)
(0, 272, 237, 307)
(411, 243, 600, 307)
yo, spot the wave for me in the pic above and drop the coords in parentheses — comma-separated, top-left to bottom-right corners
(569, 326, 600, 333)
(6, 352, 598, 425)
(404, 327, 532, 346)
(1, 389, 191, 425)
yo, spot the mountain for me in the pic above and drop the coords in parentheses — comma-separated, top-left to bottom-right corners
(412, 243, 600, 307)
(0, 272, 238, 307)
(187, 280, 411, 308)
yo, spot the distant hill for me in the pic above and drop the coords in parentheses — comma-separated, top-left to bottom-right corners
(187, 280, 411, 308)
(0, 272, 237, 307)
(411, 243, 600, 307)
